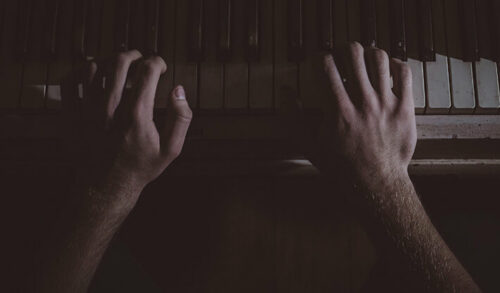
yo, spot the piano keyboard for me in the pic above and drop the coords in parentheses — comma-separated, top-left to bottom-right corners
(0, 0, 499, 114)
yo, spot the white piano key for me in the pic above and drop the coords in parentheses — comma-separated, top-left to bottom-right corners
(444, 0, 475, 113)
(408, 59, 425, 113)
(425, 54, 451, 113)
(425, 0, 451, 114)
(448, 57, 475, 113)
(474, 0, 500, 113)
(475, 59, 500, 113)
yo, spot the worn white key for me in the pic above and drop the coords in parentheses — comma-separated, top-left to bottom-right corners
(474, 0, 500, 113)
(407, 59, 425, 113)
(425, 0, 451, 114)
(249, 0, 273, 110)
(444, 0, 475, 113)
(199, 0, 223, 110)
(405, 0, 426, 113)
(448, 58, 475, 113)
(274, 0, 298, 108)
(475, 59, 500, 113)
(425, 54, 451, 113)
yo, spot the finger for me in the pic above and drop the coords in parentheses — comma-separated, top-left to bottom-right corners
(364, 47, 391, 99)
(129, 56, 167, 124)
(161, 86, 193, 165)
(323, 54, 353, 112)
(390, 58, 413, 106)
(106, 50, 142, 119)
(348, 42, 375, 100)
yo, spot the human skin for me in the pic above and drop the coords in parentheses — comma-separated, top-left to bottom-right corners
(35, 50, 192, 293)
(318, 42, 481, 292)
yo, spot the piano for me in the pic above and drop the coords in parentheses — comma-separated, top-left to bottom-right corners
(1, 0, 500, 175)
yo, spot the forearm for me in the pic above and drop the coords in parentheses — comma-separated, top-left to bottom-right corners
(355, 171, 480, 292)
(36, 183, 141, 293)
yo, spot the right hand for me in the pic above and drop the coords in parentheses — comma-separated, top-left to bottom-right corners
(316, 42, 417, 185)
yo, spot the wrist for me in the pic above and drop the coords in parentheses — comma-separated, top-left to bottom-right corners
(351, 164, 411, 200)
(75, 173, 145, 215)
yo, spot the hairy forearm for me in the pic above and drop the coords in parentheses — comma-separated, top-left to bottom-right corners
(356, 170, 481, 292)
(36, 183, 142, 293)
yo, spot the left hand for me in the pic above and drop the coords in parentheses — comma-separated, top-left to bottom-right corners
(64, 51, 192, 200)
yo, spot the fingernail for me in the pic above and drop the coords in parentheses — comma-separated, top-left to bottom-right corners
(174, 86, 186, 100)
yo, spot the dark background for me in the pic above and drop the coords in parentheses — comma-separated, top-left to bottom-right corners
(2, 163, 499, 292)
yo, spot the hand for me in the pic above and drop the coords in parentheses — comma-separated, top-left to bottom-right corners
(317, 42, 416, 185)
(65, 51, 192, 200)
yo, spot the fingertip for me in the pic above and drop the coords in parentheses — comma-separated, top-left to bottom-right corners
(172, 85, 186, 101)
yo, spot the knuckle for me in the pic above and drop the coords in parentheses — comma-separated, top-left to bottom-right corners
(142, 56, 167, 74)
(349, 41, 364, 56)
(373, 49, 388, 64)
(323, 54, 334, 69)
(166, 147, 182, 160)
(174, 105, 193, 122)
(115, 50, 141, 66)
(399, 63, 412, 79)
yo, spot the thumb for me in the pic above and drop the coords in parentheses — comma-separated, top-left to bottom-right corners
(160, 85, 193, 164)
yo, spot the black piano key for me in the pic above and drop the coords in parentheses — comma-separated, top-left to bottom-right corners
(389, 0, 406, 60)
(318, 0, 334, 50)
(114, 0, 131, 52)
(188, 0, 205, 62)
(417, 0, 435, 61)
(476, 0, 493, 59)
(492, 0, 500, 62)
(16, 0, 33, 59)
(145, 0, 159, 55)
(85, 0, 103, 59)
(129, 0, 146, 53)
(246, 0, 260, 61)
(459, 0, 479, 62)
(45, 0, 60, 59)
(73, 0, 87, 59)
(360, 0, 377, 47)
(287, 0, 305, 61)
(0, 1, 4, 43)
(217, 0, 231, 61)
(27, 0, 48, 60)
